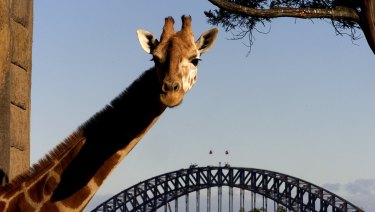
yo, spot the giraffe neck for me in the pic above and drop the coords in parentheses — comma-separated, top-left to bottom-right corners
(0, 68, 167, 211)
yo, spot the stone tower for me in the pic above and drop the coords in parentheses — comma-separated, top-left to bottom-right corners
(0, 0, 33, 184)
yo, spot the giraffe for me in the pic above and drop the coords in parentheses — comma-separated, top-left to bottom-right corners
(0, 15, 218, 211)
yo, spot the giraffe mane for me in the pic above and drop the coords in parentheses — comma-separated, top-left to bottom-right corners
(1, 103, 119, 193)
(0, 68, 157, 194)
(0, 129, 85, 193)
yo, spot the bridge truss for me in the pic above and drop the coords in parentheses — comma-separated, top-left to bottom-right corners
(91, 166, 363, 212)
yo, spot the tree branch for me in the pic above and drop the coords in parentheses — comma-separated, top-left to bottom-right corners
(208, 0, 360, 22)
(359, 0, 375, 54)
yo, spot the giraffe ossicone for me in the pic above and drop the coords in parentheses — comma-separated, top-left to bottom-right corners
(0, 15, 218, 211)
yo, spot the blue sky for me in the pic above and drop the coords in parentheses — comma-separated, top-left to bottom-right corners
(31, 1, 375, 211)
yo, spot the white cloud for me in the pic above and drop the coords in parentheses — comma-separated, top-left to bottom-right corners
(323, 178, 375, 211)
(345, 179, 375, 195)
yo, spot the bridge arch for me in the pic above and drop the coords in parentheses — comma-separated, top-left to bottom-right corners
(91, 166, 363, 212)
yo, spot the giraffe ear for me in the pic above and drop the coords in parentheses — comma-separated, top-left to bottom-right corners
(195, 28, 219, 55)
(136, 30, 159, 54)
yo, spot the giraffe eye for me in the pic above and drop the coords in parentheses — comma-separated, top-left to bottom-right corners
(191, 58, 201, 66)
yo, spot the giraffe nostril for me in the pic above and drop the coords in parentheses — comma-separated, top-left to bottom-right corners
(161, 83, 168, 92)
(173, 82, 180, 92)
(162, 81, 181, 92)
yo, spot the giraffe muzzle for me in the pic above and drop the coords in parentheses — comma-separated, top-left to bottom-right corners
(160, 80, 184, 107)
(161, 80, 182, 93)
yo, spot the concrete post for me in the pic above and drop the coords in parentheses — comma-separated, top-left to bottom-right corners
(0, 0, 33, 184)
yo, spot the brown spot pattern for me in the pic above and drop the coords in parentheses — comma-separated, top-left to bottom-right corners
(62, 186, 90, 209)
(44, 175, 58, 197)
(0, 200, 6, 211)
(28, 175, 47, 203)
(40, 202, 59, 212)
(7, 193, 33, 211)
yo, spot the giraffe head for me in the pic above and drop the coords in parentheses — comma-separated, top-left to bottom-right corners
(137, 15, 218, 107)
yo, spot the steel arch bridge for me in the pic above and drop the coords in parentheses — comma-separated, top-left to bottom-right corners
(91, 166, 363, 212)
